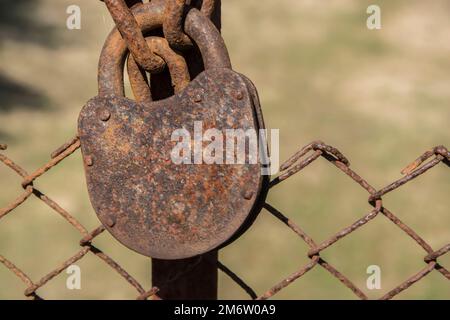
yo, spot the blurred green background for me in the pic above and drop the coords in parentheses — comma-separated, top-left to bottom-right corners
(0, 0, 449, 299)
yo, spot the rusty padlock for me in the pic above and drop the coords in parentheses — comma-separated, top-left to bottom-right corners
(78, 2, 269, 259)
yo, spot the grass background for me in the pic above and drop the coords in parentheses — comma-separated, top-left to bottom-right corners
(0, 0, 449, 299)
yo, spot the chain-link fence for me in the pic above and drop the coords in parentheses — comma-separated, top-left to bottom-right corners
(1, 138, 449, 300)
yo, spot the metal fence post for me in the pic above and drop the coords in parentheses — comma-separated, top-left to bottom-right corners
(152, 251, 218, 299)
(151, 0, 222, 300)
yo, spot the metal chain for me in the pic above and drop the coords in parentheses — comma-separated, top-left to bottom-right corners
(100, 0, 219, 103)
(127, 36, 190, 102)
(102, 0, 217, 74)
(102, 0, 166, 73)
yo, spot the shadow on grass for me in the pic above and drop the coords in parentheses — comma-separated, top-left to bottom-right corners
(0, 126, 17, 145)
(0, 0, 58, 113)
(0, 74, 49, 112)
(0, 0, 58, 47)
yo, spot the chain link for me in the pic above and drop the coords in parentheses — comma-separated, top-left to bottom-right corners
(163, 0, 216, 50)
(101, 0, 218, 103)
(127, 36, 190, 102)
(102, 0, 166, 73)
(102, 0, 218, 76)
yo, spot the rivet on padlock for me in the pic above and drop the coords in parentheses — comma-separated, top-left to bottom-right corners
(78, 1, 269, 259)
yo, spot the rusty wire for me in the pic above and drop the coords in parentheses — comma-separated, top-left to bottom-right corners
(1, 138, 448, 299)
(0, 139, 160, 300)
(231, 141, 450, 300)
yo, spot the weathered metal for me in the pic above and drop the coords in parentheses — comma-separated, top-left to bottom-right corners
(127, 37, 190, 103)
(79, 4, 268, 259)
(152, 251, 218, 299)
(103, 0, 165, 73)
(163, 0, 216, 50)
(79, 74, 266, 259)
(98, 0, 228, 97)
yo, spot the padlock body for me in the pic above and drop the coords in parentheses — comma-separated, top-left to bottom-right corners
(79, 68, 269, 259)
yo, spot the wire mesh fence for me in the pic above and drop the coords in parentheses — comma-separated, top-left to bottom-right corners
(0, 138, 449, 300)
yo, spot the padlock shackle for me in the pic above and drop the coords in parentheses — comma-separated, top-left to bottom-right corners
(98, 1, 232, 97)
(184, 8, 232, 71)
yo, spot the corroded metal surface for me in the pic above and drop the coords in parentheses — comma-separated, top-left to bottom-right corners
(86, 2, 264, 259)
(79, 68, 266, 259)
(163, 0, 217, 49)
(127, 36, 190, 103)
(98, 3, 230, 97)
(219, 74, 270, 249)
(85, 1, 268, 259)
(103, 0, 165, 73)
